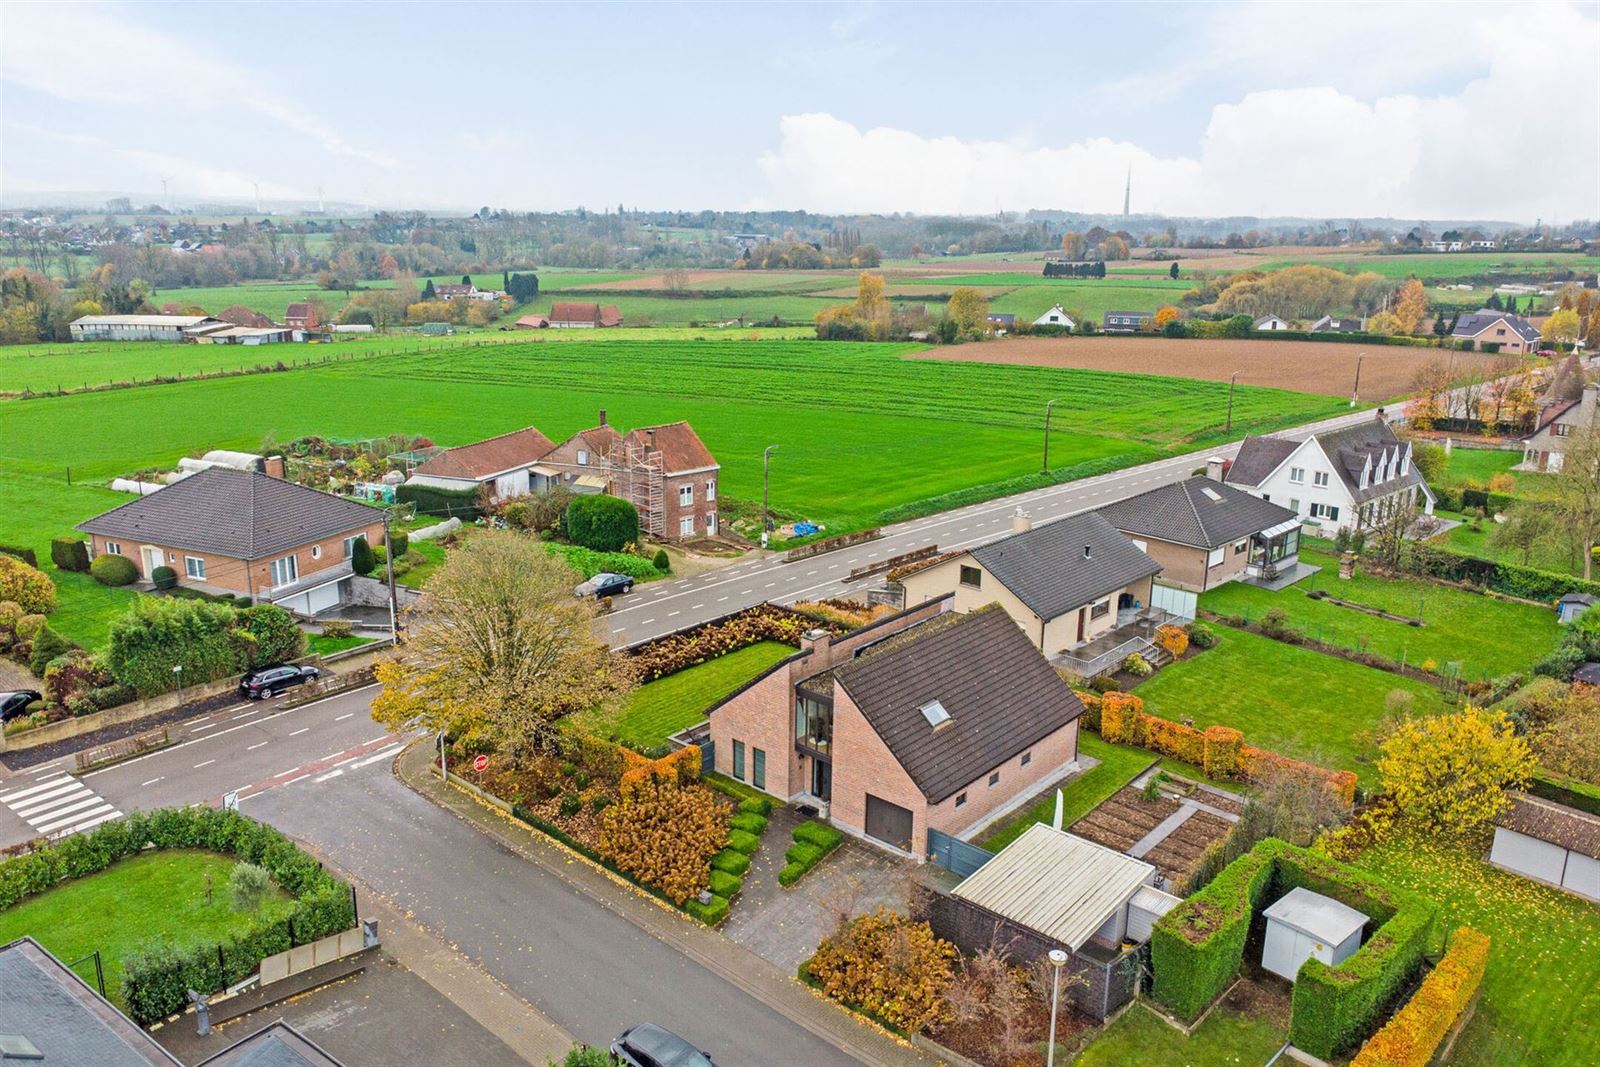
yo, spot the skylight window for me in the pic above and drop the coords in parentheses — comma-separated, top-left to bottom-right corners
(920, 700, 951, 728)
(1200, 487, 1222, 502)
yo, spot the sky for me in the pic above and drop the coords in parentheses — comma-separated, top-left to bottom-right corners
(3, 0, 1598, 222)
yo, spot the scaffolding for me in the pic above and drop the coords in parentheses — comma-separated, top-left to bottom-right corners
(620, 441, 665, 536)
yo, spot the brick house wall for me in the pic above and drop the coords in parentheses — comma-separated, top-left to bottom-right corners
(829, 686, 928, 854)
(88, 520, 383, 598)
(662, 469, 719, 539)
(1124, 536, 1248, 592)
(925, 719, 1079, 842)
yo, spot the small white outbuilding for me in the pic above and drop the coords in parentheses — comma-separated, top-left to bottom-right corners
(1261, 887, 1368, 981)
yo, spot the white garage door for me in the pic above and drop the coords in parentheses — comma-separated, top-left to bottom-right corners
(304, 581, 342, 615)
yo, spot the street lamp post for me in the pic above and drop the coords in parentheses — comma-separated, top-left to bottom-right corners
(172, 664, 184, 705)
(1225, 372, 1239, 433)
(1350, 351, 1365, 408)
(1042, 398, 1061, 473)
(761, 445, 779, 548)
(1046, 948, 1068, 1067)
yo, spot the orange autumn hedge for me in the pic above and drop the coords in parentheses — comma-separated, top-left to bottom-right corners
(1154, 623, 1189, 658)
(1098, 692, 1356, 805)
(1351, 926, 1490, 1067)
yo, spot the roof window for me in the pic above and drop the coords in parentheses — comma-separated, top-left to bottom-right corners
(920, 700, 952, 729)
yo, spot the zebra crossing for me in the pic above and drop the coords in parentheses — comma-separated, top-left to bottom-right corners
(0, 773, 121, 839)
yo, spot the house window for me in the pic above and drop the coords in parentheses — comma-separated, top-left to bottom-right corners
(270, 555, 298, 587)
(167, 552, 175, 562)
(955, 792, 967, 808)
(343, 535, 358, 558)
(1289, 467, 1305, 483)
(732, 740, 746, 781)
(1234, 540, 1249, 554)
(795, 694, 833, 755)
(1207, 546, 1226, 567)
(706, 479, 716, 502)
(959, 565, 982, 589)
(988, 771, 1000, 787)
(1310, 503, 1341, 521)
(679, 484, 693, 505)
(1090, 599, 1111, 619)
(577, 449, 589, 465)
(752, 748, 766, 790)
(311, 545, 322, 559)
(105, 541, 122, 555)
(1289, 498, 1300, 513)
(1313, 471, 1330, 487)
(1021, 752, 1031, 766)
(679, 516, 695, 536)
(1554, 423, 1571, 437)
(184, 556, 206, 579)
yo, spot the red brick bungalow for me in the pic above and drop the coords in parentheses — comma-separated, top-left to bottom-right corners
(708, 600, 1085, 859)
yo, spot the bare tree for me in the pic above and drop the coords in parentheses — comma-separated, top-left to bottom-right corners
(1554, 427, 1600, 580)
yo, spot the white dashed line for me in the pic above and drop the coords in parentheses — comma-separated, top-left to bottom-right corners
(194, 759, 215, 769)
(247, 742, 269, 751)
(289, 727, 309, 737)
(314, 769, 344, 783)
(140, 777, 163, 787)
(335, 713, 353, 721)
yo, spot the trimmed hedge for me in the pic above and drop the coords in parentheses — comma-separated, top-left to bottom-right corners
(710, 848, 750, 876)
(0, 807, 353, 1025)
(150, 565, 177, 590)
(729, 811, 768, 835)
(396, 482, 480, 520)
(684, 894, 730, 926)
(1398, 541, 1600, 602)
(737, 796, 774, 817)
(779, 820, 845, 887)
(708, 868, 742, 899)
(727, 829, 761, 855)
(0, 543, 39, 567)
(1150, 842, 1275, 1019)
(107, 597, 305, 697)
(1527, 771, 1600, 816)
(565, 494, 641, 553)
(50, 536, 91, 573)
(1350, 926, 1490, 1067)
(90, 553, 138, 586)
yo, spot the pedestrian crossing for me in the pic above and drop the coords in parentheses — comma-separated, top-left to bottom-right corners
(0, 773, 121, 839)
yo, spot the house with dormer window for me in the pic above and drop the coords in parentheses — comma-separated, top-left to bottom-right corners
(1222, 417, 1435, 535)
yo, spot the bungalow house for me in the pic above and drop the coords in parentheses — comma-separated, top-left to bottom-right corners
(284, 302, 320, 329)
(1522, 384, 1598, 472)
(76, 467, 385, 616)
(1102, 310, 1152, 333)
(1095, 474, 1303, 592)
(536, 409, 624, 495)
(1310, 315, 1363, 334)
(1223, 418, 1435, 536)
(404, 425, 555, 502)
(897, 510, 1164, 676)
(1033, 305, 1076, 329)
(1452, 309, 1542, 354)
(708, 602, 1086, 858)
(514, 314, 550, 329)
(1489, 792, 1599, 902)
(986, 312, 1017, 332)
(1252, 314, 1290, 331)
(548, 302, 623, 328)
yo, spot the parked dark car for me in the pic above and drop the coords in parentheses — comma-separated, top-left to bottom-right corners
(575, 572, 634, 598)
(611, 1024, 715, 1067)
(0, 689, 42, 722)
(239, 664, 320, 700)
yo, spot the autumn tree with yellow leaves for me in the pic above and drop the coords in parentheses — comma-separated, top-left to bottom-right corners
(1377, 706, 1534, 833)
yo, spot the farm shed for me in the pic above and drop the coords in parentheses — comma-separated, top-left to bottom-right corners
(1489, 792, 1600, 902)
(1557, 592, 1597, 625)
(1261, 887, 1368, 981)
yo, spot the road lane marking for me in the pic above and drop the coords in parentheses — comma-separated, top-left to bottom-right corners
(363, 734, 390, 745)
(191, 722, 219, 732)
(717, 596, 728, 602)
(334, 712, 353, 721)
(289, 727, 310, 736)
(0, 776, 72, 803)
(314, 769, 344, 782)
(277, 774, 310, 787)
(13, 785, 93, 817)
(194, 759, 216, 769)
(3, 777, 120, 839)
(29, 795, 109, 827)
(690, 603, 704, 610)
(232, 710, 258, 720)
(667, 610, 681, 617)
(36, 804, 120, 836)
(247, 742, 269, 751)
(140, 777, 164, 787)
(349, 744, 403, 769)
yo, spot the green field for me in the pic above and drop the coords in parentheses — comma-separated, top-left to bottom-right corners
(1437, 511, 1588, 577)
(152, 272, 643, 318)
(1257, 252, 1600, 281)
(1135, 627, 1447, 783)
(569, 641, 793, 748)
(0, 849, 292, 1008)
(1355, 830, 1600, 1067)
(979, 733, 1155, 850)
(0, 340, 1344, 569)
(1200, 546, 1562, 679)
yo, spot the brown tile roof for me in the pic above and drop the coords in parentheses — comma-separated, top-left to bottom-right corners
(285, 302, 313, 319)
(217, 304, 274, 328)
(1499, 792, 1600, 858)
(76, 467, 382, 560)
(515, 314, 549, 329)
(550, 302, 601, 325)
(622, 422, 717, 473)
(414, 426, 555, 480)
(599, 304, 623, 327)
(836, 606, 1085, 803)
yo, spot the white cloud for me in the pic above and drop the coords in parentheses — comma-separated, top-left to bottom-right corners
(758, 2, 1599, 220)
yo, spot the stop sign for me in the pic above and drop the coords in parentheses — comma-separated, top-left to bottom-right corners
(472, 754, 488, 772)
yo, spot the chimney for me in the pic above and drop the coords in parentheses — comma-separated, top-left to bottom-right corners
(598, 407, 608, 427)
(1083, 545, 1092, 561)
(1374, 406, 1388, 422)
(1011, 508, 1033, 534)
(799, 628, 833, 664)
(262, 455, 286, 479)
(1205, 456, 1226, 481)
(646, 428, 657, 451)
(1580, 384, 1598, 428)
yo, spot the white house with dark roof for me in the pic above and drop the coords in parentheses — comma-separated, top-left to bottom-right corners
(1252, 314, 1290, 331)
(1452, 309, 1542, 355)
(1034, 304, 1076, 328)
(1521, 384, 1597, 472)
(1310, 315, 1364, 334)
(1222, 418, 1434, 536)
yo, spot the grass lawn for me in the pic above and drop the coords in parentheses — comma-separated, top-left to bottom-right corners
(1073, 1001, 1288, 1066)
(1354, 830, 1600, 1067)
(1435, 510, 1590, 577)
(1201, 547, 1563, 679)
(395, 540, 448, 589)
(569, 641, 794, 749)
(1134, 628, 1447, 785)
(48, 569, 139, 651)
(979, 733, 1155, 850)
(0, 849, 293, 1008)
(306, 633, 374, 656)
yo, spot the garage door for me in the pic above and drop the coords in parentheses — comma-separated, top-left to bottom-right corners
(864, 794, 914, 852)
(304, 581, 342, 615)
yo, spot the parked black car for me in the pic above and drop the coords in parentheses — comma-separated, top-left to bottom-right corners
(239, 664, 320, 700)
(575, 572, 635, 598)
(611, 1024, 715, 1067)
(0, 689, 42, 722)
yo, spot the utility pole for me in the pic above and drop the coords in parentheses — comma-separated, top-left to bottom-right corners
(1350, 351, 1365, 408)
(761, 445, 779, 548)
(1042, 398, 1061, 473)
(383, 512, 400, 643)
(1225, 371, 1239, 433)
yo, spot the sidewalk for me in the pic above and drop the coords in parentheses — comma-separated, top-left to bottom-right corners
(395, 743, 945, 1067)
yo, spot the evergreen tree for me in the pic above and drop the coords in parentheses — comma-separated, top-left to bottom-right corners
(461, 274, 471, 286)
(421, 279, 436, 301)
(1487, 292, 1503, 310)
(1169, 261, 1180, 279)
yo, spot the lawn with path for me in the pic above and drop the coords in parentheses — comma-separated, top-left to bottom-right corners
(1133, 627, 1447, 785)
(978, 733, 1154, 851)
(1201, 546, 1562, 679)
(0, 848, 293, 1008)
(571, 641, 794, 749)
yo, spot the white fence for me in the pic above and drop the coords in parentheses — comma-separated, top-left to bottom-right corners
(258, 926, 368, 986)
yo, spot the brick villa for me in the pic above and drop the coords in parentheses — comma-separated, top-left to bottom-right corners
(708, 600, 1085, 858)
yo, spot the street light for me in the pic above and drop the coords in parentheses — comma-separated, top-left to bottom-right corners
(1042, 398, 1062, 473)
(172, 664, 184, 704)
(761, 445, 779, 549)
(1046, 948, 1068, 1067)
(1225, 372, 1239, 433)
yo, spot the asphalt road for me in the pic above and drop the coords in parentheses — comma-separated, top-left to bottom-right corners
(603, 404, 1386, 645)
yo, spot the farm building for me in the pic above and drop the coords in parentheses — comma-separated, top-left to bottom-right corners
(1033, 305, 1076, 328)
(548, 302, 623, 328)
(196, 325, 299, 345)
(217, 304, 276, 328)
(406, 426, 556, 502)
(1261, 887, 1369, 981)
(1252, 314, 1290, 331)
(1489, 792, 1600, 901)
(68, 314, 229, 342)
(515, 314, 550, 329)
(418, 321, 454, 336)
(1102, 310, 1153, 333)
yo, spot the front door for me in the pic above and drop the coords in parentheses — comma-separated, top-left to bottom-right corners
(1077, 607, 1087, 643)
(864, 794, 914, 852)
(811, 759, 832, 801)
(140, 546, 163, 579)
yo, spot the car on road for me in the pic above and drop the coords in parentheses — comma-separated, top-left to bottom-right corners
(576, 572, 635, 598)
(239, 664, 321, 700)
(611, 1024, 716, 1067)
(0, 689, 42, 722)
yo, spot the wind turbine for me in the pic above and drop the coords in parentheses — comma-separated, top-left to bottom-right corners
(252, 181, 261, 215)
(160, 176, 173, 212)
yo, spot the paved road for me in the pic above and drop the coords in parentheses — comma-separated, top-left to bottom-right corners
(604, 405, 1387, 645)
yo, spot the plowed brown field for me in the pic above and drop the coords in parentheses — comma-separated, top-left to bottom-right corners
(908, 336, 1500, 401)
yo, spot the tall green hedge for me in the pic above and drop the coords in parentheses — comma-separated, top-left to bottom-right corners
(565, 494, 640, 552)
(396, 482, 479, 520)
(50, 536, 91, 573)
(1150, 841, 1276, 1019)
(106, 597, 304, 697)
(1399, 541, 1600, 602)
(0, 807, 353, 1025)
